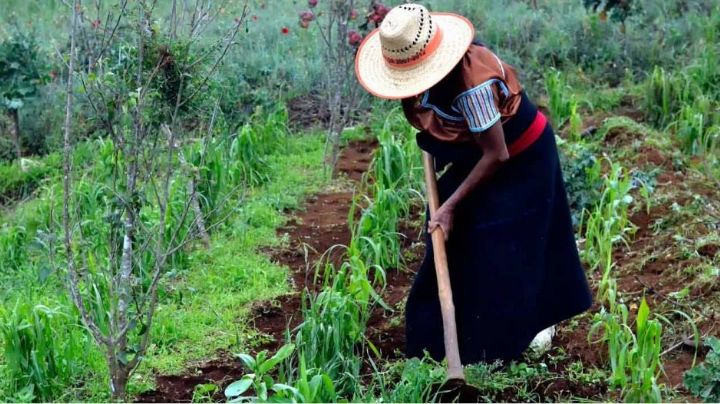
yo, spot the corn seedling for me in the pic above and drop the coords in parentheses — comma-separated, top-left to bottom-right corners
(545, 69, 574, 127)
(580, 158, 636, 274)
(591, 298, 664, 402)
(568, 99, 584, 141)
(671, 97, 720, 157)
(292, 286, 366, 397)
(291, 353, 339, 403)
(0, 224, 27, 272)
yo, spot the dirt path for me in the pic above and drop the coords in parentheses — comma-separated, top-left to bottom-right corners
(251, 138, 420, 358)
(137, 139, 421, 402)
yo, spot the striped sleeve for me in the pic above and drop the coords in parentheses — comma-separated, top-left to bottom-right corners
(454, 82, 501, 133)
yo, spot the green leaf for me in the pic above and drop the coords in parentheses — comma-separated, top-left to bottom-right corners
(225, 375, 254, 398)
(258, 343, 295, 374)
(257, 382, 268, 401)
(237, 353, 256, 370)
(6, 99, 23, 109)
(637, 298, 650, 333)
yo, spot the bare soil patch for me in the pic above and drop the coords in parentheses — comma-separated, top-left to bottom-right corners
(137, 140, 377, 402)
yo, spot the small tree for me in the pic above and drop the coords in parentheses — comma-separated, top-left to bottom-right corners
(298, 0, 388, 176)
(0, 31, 46, 163)
(61, 0, 246, 398)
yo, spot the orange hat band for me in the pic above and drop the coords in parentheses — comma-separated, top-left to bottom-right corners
(383, 27, 444, 69)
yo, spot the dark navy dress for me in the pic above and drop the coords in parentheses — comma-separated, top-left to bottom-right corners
(403, 45, 593, 364)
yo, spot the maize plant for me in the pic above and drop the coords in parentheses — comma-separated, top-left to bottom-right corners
(580, 158, 636, 274)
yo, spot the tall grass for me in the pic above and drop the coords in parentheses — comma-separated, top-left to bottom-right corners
(580, 158, 636, 283)
(0, 300, 89, 402)
(353, 109, 423, 270)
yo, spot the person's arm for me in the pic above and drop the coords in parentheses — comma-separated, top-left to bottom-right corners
(428, 120, 509, 240)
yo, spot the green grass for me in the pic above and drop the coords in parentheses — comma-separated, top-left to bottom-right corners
(130, 133, 328, 395)
(0, 130, 328, 401)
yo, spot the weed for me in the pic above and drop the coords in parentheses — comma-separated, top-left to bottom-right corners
(0, 301, 87, 401)
(684, 337, 720, 403)
(225, 344, 299, 403)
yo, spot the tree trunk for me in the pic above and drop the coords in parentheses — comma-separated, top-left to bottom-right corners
(109, 359, 129, 400)
(9, 109, 21, 163)
(188, 177, 210, 248)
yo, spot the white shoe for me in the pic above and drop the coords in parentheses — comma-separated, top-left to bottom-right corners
(529, 326, 555, 354)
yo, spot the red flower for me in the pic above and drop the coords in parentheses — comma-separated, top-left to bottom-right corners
(91, 19, 101, 29)
(366, 3, 389, 27)
(349, 9, 358, 20)
(281, 27, 290, 35)
(348, 30, 363, 46)
(299, 10, 316, 22)
(308, 0, 318, 8)
(252, 15, 258, 21)
(299, 19, 311, 29)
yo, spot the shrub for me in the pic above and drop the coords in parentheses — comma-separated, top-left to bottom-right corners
(684, 337, 720, 403)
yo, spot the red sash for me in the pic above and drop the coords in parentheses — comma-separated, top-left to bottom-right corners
(508, 111, 547, 157)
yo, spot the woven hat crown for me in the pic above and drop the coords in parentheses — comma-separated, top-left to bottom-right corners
(379, 4, 437, 66)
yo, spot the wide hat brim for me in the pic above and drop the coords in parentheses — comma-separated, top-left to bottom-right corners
(355, 12, 475, 100)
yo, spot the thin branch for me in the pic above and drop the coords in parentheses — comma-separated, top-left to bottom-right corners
(62, 0, 108, 346)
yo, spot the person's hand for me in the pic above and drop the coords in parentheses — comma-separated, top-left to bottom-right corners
(429, 202, 454, 241)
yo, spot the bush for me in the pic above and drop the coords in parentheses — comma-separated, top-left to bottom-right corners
(0, 153, 60, 203)
(684, 337, 720, 403)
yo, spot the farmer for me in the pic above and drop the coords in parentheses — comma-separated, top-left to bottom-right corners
(354, 4, 593, 364)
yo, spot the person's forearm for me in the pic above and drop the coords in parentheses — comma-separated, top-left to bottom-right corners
(443, 154, 505, 208)
(443, 122, 509, 208)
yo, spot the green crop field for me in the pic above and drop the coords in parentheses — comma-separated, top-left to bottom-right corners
(1, 0, 719, 402)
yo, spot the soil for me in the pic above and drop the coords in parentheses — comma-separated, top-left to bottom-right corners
(286, 92, 330, 130)
(286, 93, 368, 131)
(136, 355, 245, 403)
(137, 139, 382, 402)
(137, 116, 719, 402)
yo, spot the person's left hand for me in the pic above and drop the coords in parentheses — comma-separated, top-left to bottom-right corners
(429, 202, 454, 241)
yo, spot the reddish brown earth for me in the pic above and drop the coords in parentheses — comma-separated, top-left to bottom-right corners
(137, 139, 382, 402)
(253, 138, 418, 360)
(554, 142, 718, 400)
(137, 355, 245, 403)
(138, 124, 717, 402)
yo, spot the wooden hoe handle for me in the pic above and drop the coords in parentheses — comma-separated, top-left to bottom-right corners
(422, 151, 465, 381)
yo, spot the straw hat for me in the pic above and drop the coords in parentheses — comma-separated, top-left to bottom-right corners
(355, 4, 475, 100)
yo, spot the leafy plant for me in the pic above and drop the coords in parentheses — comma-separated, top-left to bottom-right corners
(0, 30, 47, 162)
(580, 157, 636, 278)
(590, 298, 663, 402)
(191, 383, 219, 403)
(0, 301, 86, 402)
(225, 344, 299, 403)
(557, 136, 602, 227)
(684, 338, 720, 403)
(366, 356, 446, 403)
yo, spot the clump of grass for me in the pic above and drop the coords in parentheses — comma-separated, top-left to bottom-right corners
(590, 296, 665, 402)
(0, 300, 90, 402)
(580, 157, 636, 280)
